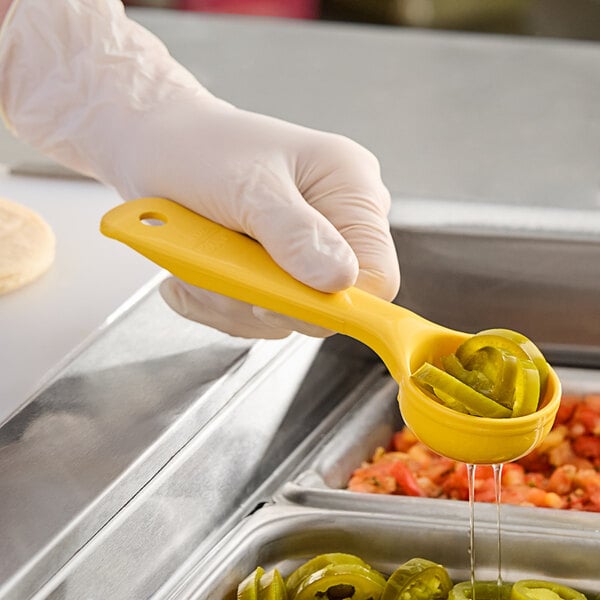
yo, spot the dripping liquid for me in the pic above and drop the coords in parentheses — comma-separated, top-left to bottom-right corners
(467, 463, 505, 600)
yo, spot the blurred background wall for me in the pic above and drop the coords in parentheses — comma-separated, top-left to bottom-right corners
(123, 0, 600, 42)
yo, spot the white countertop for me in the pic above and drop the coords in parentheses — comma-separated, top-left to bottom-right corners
(0, 173, 160, 424)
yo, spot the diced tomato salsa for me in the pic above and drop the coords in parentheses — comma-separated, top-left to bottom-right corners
(347, 393, 600, 512)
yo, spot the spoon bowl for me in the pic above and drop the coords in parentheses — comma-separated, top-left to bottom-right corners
(101, 197, 561, 464)
(400, 361, 561, 464)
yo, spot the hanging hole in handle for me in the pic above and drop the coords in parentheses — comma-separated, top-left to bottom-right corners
(139, 211, 167, 227)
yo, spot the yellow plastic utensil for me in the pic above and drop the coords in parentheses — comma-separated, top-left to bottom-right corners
(100, 197, 561, 464)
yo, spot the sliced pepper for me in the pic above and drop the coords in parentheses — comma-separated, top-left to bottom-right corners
(455, 333, 541, 416)
(412, 328, 549, 419)
(381, 557, 452, 600)
(441, 353, 494, 398)
(510, 580, 587, 600)
(412, 363, 512, 418)
(461, 347, 522, 410)
(434, 388, 470, 415)
(238, 566, 265, 600)
(456, 333, 531, 365)
(478, 329, 549, 399)
(510, 356, 541, 417)
(449, 581, 512, 600)
(463, 347, 507, 388)
(285, 553, 370, 598)
(489, 352, 518, 409)
(294, 563, 387, 600)
(259, 568, 288, 600)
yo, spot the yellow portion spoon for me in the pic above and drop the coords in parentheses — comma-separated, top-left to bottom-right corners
(100, 197, 561, 464)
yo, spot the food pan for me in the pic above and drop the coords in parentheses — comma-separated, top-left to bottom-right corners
(278, 366, 600, 527)
(178, 504, 599, 599)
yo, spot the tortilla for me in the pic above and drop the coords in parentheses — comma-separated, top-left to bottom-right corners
(0, 196, 55, 295)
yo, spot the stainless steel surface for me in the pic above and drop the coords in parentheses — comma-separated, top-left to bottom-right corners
(392, 228, 600, 352)
(0, 282, 327, 599)
(181, 504, 600, 599)
(278, 367, 600, 527)
(5, 160, 95, 180)
(34, 352, 384, 600)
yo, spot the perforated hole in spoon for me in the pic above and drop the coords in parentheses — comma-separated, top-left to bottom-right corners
(139, 211, 167, 226)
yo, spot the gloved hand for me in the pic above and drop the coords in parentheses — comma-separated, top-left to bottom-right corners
(0, 0, 400, 339)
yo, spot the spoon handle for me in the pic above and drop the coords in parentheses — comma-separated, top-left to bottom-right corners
(100, 197, 419, 375)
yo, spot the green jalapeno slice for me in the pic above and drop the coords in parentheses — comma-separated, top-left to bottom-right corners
(285, 554, 371, 598)
(510, 580, 587, 600)
(455, 333, 541, 417)
(381, 557, 452, 600)
(478, 329, 549, 399)
(294, 563, 386, 600)
(238, 566, 265, 600)
(412, 328, 549, 419)
(412, 363, 512, 418)
(441, 353, 494, 398)
(449, 581, 512, 600)
(259, 568, 288, 600)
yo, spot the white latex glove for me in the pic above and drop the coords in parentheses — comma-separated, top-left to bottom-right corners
(0, 0, 400, 339)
